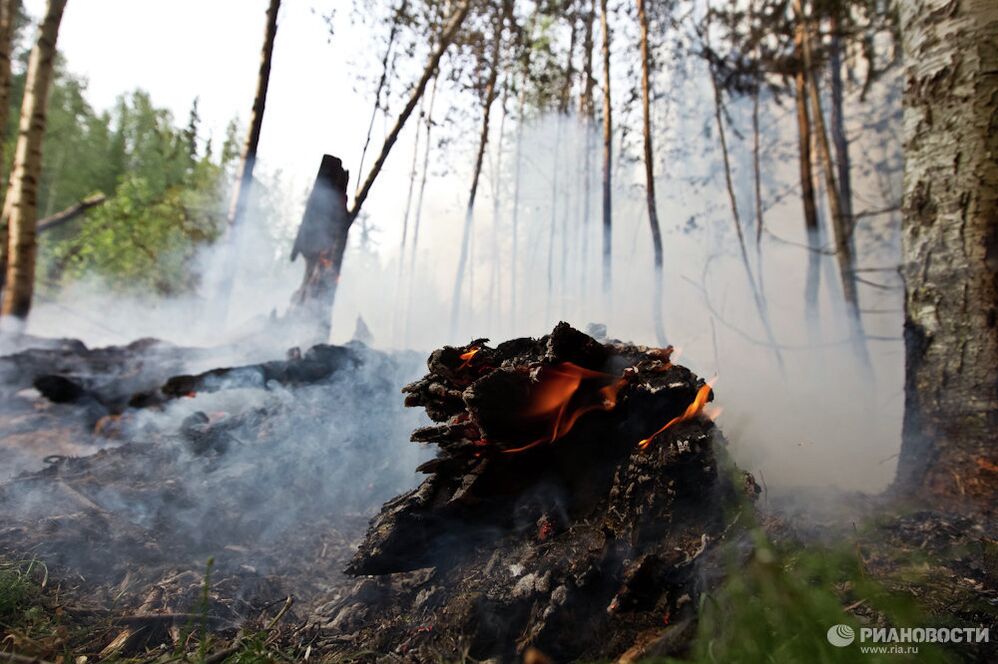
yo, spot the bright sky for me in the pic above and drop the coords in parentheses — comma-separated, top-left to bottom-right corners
(24, 0, 401, 199)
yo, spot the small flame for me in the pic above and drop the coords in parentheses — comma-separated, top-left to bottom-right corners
(503, 362, 626, 454)
(458, 347, 480, 370)
(637, 378, 716, 449)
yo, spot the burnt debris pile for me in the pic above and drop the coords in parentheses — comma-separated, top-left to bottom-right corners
(321, 323, 757, 662)
(0, 337, 426, 653)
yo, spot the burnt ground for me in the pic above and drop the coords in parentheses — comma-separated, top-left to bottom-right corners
(0, 330, 994, 663)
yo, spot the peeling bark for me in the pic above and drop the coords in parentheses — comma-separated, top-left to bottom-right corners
(895, 0, 998, 503)
(0, 0, 17, 290)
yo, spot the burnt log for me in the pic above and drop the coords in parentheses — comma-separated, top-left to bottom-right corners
(158, 343, 360, 400)
(323, 323, 756, 662)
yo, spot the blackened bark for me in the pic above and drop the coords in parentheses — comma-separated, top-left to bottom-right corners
(287, 155, 351, 344)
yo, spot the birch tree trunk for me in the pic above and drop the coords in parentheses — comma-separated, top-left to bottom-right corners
(895, 0, 998, 503)
(0, 0, 68, 325)
(0, 0, 20, 293)
(599, 0, 612, 299)
(637, 0, 666, 347)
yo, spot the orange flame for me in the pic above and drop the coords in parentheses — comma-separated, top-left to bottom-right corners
(503, 362, 626, 454)
(458, 347, 480, 370)
(637, 378, 716, 449)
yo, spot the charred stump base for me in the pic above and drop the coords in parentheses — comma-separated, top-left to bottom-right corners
(320, 323, 757, 662)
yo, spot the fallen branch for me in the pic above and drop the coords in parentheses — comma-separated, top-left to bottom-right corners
(36, 193, 106, 233)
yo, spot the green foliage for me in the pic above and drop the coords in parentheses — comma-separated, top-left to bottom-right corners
(2, 58, 240, 294)
(675, 528, 954, 664)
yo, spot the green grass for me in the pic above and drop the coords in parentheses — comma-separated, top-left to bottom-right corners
(667, 527, 957, 664)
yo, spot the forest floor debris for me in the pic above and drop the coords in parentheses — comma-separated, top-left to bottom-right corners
(0, 327, 993, 663)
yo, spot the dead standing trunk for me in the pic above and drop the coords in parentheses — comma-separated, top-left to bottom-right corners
(287, 155, 349, 344)
(290, 1, 471, 342)
(637, 0, 666, 346)
(0, 0, 68, 326)
(449, 2, 505, 338)
(895, 0, 998, 503)
(599, 0, 612, 300)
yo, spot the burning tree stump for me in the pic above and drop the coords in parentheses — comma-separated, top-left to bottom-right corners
(322, 323, 757, 662)
(287, 154, 351, 344)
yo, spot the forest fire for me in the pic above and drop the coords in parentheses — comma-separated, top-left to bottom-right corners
(637, 379, 716, 450)
(501, 362, 627, 453)
(329, 323, 755, 661)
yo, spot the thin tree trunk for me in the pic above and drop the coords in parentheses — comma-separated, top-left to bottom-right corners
(794, 22, 821, 342)
(355, 0, 408, 199)
(545, 116, 562, 324)
(750, 70, 766, 301)
(0, 0, 68, 325)
(350, 0, 471, 221)
(403, 74, 439, 346)
(449, 2, 505, 337)
(510, 78, 526, 333)
(226, 0, 279, 232)
(397, 94, 425, 275)
(392, 93, 425, 345)
(828, 15, 853, 233)
(487, 82, 508, 333)
(794, 0, 872, 372)
(708, 58, 785, 372)
(0, 0, 17, 292)
(559, 5, 578, 114)
(579, 0, 596, 309)
(895, 0, 998, 503)
(637, 0, 666, 347)
(215, 0, 280, 320)
(599, 0, 612, 299)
